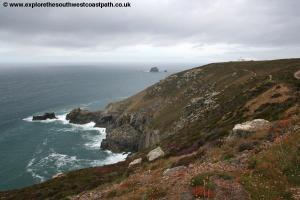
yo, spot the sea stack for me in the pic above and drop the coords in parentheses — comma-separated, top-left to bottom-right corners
(150, 67, 159, 72)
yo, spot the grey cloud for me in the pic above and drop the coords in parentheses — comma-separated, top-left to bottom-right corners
(0, 0, 299, 58)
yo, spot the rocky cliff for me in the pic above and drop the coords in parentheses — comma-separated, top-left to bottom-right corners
(66, 59, 300, 155)
(2, 58, 300, 200)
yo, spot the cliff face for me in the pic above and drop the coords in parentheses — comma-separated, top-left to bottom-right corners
(67, 59, 300, 154)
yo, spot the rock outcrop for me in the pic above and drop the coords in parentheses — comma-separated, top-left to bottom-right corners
(101, 124, 140, 152)
(232, 119, 271, 137)
(147, 147, 165, 161)
(66, 108, 98, 124)
(66, 108, 117, 127)
(32, 113, 57, 121)
(138, 129, 161, 150)
(67, 105, 159, 153)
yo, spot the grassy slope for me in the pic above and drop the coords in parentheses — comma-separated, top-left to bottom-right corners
(0, 161, 131, 200)
(116, 58, 299, 155)
(0, 59, 299, 200)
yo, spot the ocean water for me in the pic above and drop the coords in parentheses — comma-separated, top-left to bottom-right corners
(0, 64, 169, 191)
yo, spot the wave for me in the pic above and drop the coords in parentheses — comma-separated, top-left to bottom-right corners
(26, 150, 128, 183)
(23, 114, 105, 133)
(24, 111, 128, 183)
(26, 158, 46, 183)
(100, 150, 128, 165)
(23, 113, 106, 151)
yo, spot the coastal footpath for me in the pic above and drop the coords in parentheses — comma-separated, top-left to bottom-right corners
(1, 58, 300, 200)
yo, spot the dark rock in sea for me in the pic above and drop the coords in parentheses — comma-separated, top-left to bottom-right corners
(150, 67, 159, 72)
(66, 108, 101, 124)
(32, 113, 57, 121)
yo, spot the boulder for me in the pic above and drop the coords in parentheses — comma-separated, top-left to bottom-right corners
(163, 166, 187, 176)
(32, 113, 57, 121)
(128, 158, 142, 167)
(294, 70, 300, 79)
(147, 146, 165, 161)
(232, 119, 271, 137)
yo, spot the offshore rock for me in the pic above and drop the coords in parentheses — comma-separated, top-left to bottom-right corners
(32, 113, 57, 121)
(128, 158, 142, 167)
(150, 67, 159, 72)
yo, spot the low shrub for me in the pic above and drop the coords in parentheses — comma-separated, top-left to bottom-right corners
(191, 186, 215, 198)
(145, 185, 167, 199)
(242, 131, 300, 199)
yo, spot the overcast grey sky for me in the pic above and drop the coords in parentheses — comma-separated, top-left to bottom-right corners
(0, 0, 299, 64)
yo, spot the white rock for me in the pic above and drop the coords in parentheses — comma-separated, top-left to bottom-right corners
(128, 158, 142, 167)
(52, 172, 65, 179)
(294, 70, 300, 79)
(232, 119, 271, 137)
(147, 147, 165, 161)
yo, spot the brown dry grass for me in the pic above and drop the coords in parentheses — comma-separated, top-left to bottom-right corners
(244, 84, 293, 116)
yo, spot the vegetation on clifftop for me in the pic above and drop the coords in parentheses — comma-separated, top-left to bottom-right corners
(1, 58, 299, 200)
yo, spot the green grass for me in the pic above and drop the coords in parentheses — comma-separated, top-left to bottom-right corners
(145, 185, 167, 199)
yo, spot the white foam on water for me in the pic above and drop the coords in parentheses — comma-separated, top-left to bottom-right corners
(47, 152, 79, 168)
(24, 113, 107, 150)
(26, 150, 128, 183)
(101, 150, 128, 165)
(26, 158, 46, 183)
(42, 138, 48, 146)
(23, 116, 34, 122)
(83, 134, 106, 150)
(24, 111, 128, 182)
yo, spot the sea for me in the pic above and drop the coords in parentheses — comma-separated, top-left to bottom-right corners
(0, 63, 184, 191)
